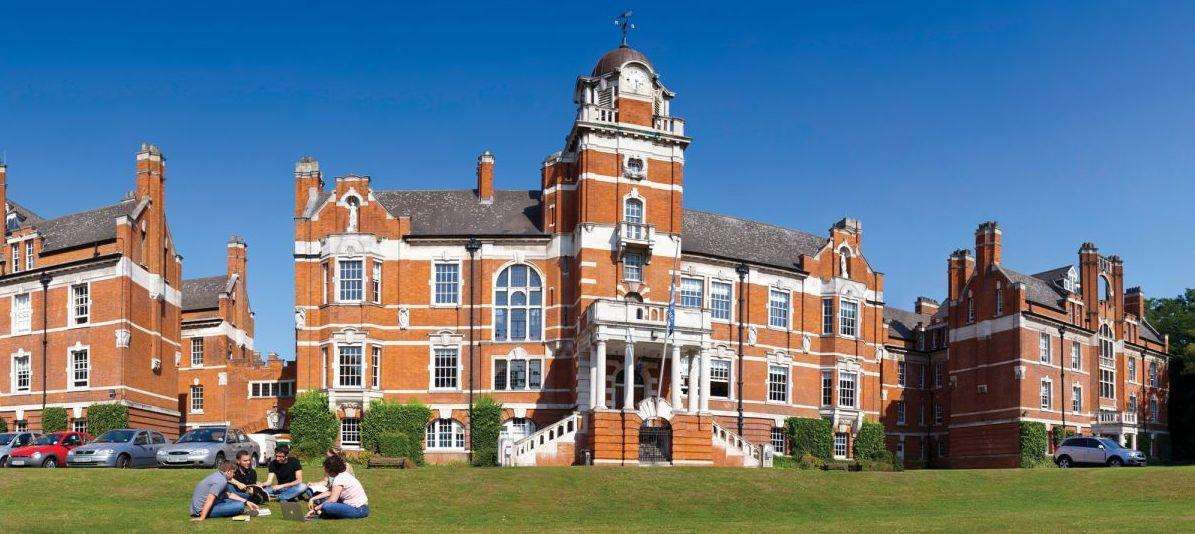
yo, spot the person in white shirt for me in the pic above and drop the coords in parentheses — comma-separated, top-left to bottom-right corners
(307, 455, 368, 519)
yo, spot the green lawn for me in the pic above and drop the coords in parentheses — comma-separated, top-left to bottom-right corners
(0, 464, 1192, 532)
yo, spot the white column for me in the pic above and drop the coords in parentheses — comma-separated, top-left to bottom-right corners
(595, 340, 607, 409)
(699, 350, 712, 413)
(669, 345, 682, 409)
(623, 342, 635, 410)
(688, 355, 700, 413)
(588, 352, 598, 410)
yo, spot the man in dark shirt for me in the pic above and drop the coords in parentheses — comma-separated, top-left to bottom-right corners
(262, 444, 307, 501)
(228, 450, 265, 504)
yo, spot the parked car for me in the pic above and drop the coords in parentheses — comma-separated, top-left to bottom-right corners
(67, 429, 169, 468)
(157, 426, 259, 468)
(1054, 436, 1146, 467)
(0, 432, 41, 467)
(8, 431, 92, 468)
(247, 433, 277, 466)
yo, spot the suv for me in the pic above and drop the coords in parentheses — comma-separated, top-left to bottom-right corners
(157, 426, 259, 468)
(8, 431, 92, 468)
(0, 432, 41, 467)
(1054, 436, 1146, 467)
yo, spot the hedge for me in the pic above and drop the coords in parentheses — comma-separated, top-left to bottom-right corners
(361, 399, 432, 454)
(86, 404, 129, 438)
(784, 417, 832, 460)
(377, 431, 422, 460)
(42, 407, 68, 433)
(1050, 426, 1077, 448)
(1139, 433, 1153, 461)
(470, 396, 503, 467)
(1018, 421, 1050, 468)
(853, 420, 887, 461)
(288, 391, 339, 458)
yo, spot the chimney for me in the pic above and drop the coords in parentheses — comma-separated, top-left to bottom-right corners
(974, 221, 1002, 270)
(294, 156, 322, 217)
(832, 217, 862, 236)
(476, 150, 494, 202)
(1125, 286, 1145, 319)
(227, 234, 248, 283)
(915, 297, 940, 316)
(947, 249, 975, 306)
(135, 143, 166, 273)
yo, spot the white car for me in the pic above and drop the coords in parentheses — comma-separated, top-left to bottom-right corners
(247, 433, 277, 466)
(1053, 436, 1146, 467)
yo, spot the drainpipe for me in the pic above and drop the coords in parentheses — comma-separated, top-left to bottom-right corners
(1058, 325, 1067, 447)
(39, 271, 52, 422)
(735, 262, 749, 437)
(465, 237, 482, 464)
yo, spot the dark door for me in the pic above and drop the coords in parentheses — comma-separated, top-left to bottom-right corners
(638, 419, 672, 464)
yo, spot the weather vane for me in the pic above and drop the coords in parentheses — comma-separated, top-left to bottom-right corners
(614, 10, 635, 47)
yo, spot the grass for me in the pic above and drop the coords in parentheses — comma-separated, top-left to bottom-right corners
(0, 464, 1192, 532)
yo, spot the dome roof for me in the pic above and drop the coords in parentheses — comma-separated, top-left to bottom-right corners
(592, 45, 653, 77)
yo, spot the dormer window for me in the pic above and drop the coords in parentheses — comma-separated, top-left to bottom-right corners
(5, 213, 19, 233)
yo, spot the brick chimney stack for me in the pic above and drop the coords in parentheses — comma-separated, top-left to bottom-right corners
(476, 150, 494, 203)
(227, 234, 248, 284)
(975, 221, 1002, 270)
(915, 297, 940, 316)
(947, 249, 975, 306)
(1125, 286, 1145, 319)
(294, 156, 322, 217)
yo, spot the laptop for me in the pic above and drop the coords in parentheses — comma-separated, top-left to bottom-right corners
(279, 501, 308, 521)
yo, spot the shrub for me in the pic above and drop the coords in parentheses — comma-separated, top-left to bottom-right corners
(288, 391, 338, 458)
(784, 417, 832, 460)
(1018, 421, 1050, 468)
(470, 396, 503, 467)
(42, 407, 68, 433)
(1139, 433, 1153, 461)
(86, 404, 129, 438)
(859, 450, 903, 471)
(853, 420, 887, 461)
(795, 453, 826, 470)
(377, 431, 423, 461)
(0, 418, 7, 432)
(1050, 426, 1078, 448)
(361, 399, 432, 454)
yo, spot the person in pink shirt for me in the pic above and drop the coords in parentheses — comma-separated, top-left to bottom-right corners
(307, 455, 368, 520)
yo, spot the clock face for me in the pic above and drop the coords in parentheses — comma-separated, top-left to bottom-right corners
(620, 66, 651, 96)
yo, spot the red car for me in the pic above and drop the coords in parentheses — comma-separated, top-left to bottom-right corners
(8, 431, 91, 468)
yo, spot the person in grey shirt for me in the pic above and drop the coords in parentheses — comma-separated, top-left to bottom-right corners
(190, 460, 258, 520)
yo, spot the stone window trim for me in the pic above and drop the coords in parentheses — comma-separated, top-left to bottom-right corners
(766, 363, 789, 404)
(67, 281, 91, 328)
(11, 292, 31, 335)
(190, 384, 205, 414)
(430, 259, 462, 307)
(492, 350, 545, 392)
(492, 263, 545, 342)
(66, 342, 90, 391)
(428, 343, 462, 392)
(10, 349, 31, 393)
(335, 257, 366, 304)
(767, 287, 791, 331)
(426, 418, 466, 451)
(248, 380, 296, 399)
(709, 279, 733, 323)
(190, 338, 205, 368)
(334, 344, 365, 389)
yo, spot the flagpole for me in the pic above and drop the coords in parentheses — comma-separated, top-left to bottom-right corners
(657, 236, 682, 401)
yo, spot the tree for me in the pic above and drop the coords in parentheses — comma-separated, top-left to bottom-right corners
(1147, 289, 1195, 461)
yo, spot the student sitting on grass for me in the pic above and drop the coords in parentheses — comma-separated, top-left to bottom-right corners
(261, 444, 307, 501)
(307, 455, 369, 520)
(310, 448, 353, 491)
(191, 460, 259, 521)
(228, 450, 267, 504)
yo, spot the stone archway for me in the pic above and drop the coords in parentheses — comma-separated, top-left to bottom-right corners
(638, 417, 672, 464)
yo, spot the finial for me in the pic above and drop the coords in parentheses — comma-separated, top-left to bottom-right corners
(614, 10, 635, 47)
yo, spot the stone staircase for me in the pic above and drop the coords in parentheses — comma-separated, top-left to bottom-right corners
(502, 413, 582, 466)
(711, 421, 763, 467)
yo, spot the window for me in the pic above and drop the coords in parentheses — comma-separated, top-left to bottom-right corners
(918, 404, 925, 426)
(433, 262, 460, 305)
(1099, 369, 1115, 400)
(896, 401, 906, 425)
(249, 381, 295, 398)
(371, 347, 381, 389)
(1039, 333, 1051, 363)
(966, 295, 975, 324)
(770, 427, 787, 455)
(938, 440, 949, 458)
(1149, 361, 1159, 387)
(11, 293, 30, 334)
(839, 300, 858, 337)
(918, 365, 926, 389)
(623, 197, 644, 224)
(1039, 380, 1051, 409)
(338, 259, 363, 302)
(337, 345, 363, 388)
(897, 361, 906, 387)
(1149, 398, 1159, 422)
(494, 264, 543, 342)
(839, 372, 857, 408)
(426, 419, 465, 450)
(371, 263, 382, 304)
(767, 364, 788, 402)
(768, 289, 789, 329)
(622, 252, 643, 282)
(25, 241, 33, 270)
(710, 281, 732, 321)
(11, 244, 19, 273)
(833, 433, 848, 459)
(995, 287, 1003, 315)
(72, 419, 87, 433)
(1071, 341, 1081, 370)
(709, 358, 731, 397)
(1127, 357, 1136, 380)
(68, 283, 89, 325)
(340, 418, 361, 446)
(934, 404, 943, 424)
(934, 362, 944, 388)
(1072, 384, 1082, 413)
(1128, 394, 1138, 414)
(1099, 325, 1115, 368)
(12, 353, 30, 392)
(821, 298, 834, 335)
(433, 347, 460, 390)
(321, 263, 328, 305)
(190, 385, 204, 413)
(679, 277, 703, 308)
(190, 338, 204, 367)
(70, 348, 89, 389)
(821, 371, 833, 406)
(15, 421, 26, 432)
(493, 356, 543, 391)
(503, 418, 537, 438)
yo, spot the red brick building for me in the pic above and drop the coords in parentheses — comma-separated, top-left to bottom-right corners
(180, 237, 294, 433)
(0, 144, 183, 437)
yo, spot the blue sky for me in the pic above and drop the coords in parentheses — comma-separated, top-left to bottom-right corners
(1, 2, 1191, 357)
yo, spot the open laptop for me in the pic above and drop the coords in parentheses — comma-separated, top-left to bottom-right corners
(278, 501, 308, 521)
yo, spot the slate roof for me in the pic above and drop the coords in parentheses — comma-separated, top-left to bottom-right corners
(6, 200, 44, 229)
(680, 209, 827, 271)
(999, 267, 1068, 311)
(182, 275, 228, 311)
(34, 198, 136, 253)
(1140, 319, 1164, 344)
(885, 307, 930, 341)
(374, 189, 544, 237)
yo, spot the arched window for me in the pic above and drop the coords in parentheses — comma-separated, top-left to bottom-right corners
(1099, 324, 1115, 366)
(425, 418, 465, 450)
(1098, 275, 1110, 302)
(624, 197, 644, 224)
(494, 264, 543, 341)
(502, 418, 537, 439)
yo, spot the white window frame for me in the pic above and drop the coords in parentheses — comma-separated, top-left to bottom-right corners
(72, 419, 87, 434)
(335, 344, 364, 388)
(1071, 341, 1082, 370)
(425, 418, 465, 450)
(1099, 368, 1115, 400)
(1149, 361, 1159, 387)
(622, 252, 644, 282)
(821, 298, 833, 335)
(679, 277, 704, 309)
(431, 261, 461, 306)
(24, 241, 33, 270)
(69, 282, 91, 326)
(337, 258, 364, 303)
(492, 264, 545, 342)
(371, 346, 381, 389)
(340, 417, 361, 446)
(770, 427, 787, 455)
(833, 433, 848, 459)
(11, 293, 30, 335)
(709, 358, 732, 399)
(896, 400, 906, 425)
(11, 244, 20, 273)
(371, 262, 382, 304)
(821, 370, 833, 406)
(966, 294, 975, 324)
(767, 364, 789, 403)
(934, 404, 943, 424)
(190, 338, 204, 368)
(190, 385, 204, 414)
(934, 362, 944, 388)
(67, 344, 90, 391)
(11, 351, 31, 393)
(492, 355, 544, 391)
(838, 299, 858, 337)
(897, 361, 906, 387)
(1039, 378, 1052, 409)
(710, 280, 732, 322)
(838, 372, 857, 408)
(1039, 332, 1051, 364)
(1072, 384, 1082, 413)
(430, 345, 461, 391)
(248, 380, 296, 398)
(768, 288, 790, 329)
(1127, 357, 1136, 381)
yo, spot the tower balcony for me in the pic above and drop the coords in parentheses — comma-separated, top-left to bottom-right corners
(653, 115, 685, 136)
(618, 221, 654, 248)
(577, 104, 619, 125)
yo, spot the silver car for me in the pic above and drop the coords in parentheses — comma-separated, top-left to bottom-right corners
(156, 426, 260, 468)
(1054, 436, 1146, 467)
(67, 429, 168, 468)
(0, 432, 41, 467)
